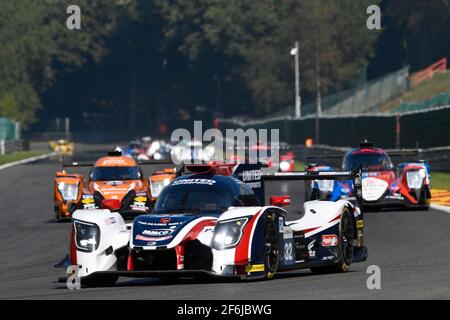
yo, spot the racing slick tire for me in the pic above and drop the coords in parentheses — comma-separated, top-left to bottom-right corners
(81, 274, 119, 288)
(310, 209, 354, 274)
(263, 214, 280, 280)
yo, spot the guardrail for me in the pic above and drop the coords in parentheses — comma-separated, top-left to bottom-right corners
(410, 58, 448, 88)
(0, 140, 24, 155)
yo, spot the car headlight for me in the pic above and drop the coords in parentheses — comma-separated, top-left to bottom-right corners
(58, 182, 78, 201)
(406, 170, 425, 189)
(74, 220, 100, 252)
(279, 160, 291, 172)
(150, 178, 171, 198)
(212, 217, 249, 250)
(316, 179, 334, 193)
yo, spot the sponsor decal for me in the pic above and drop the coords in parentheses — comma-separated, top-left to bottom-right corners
(245, 264, 265, 273)
(135, 234, 172, 242)
(283, 228, 293, 240)
(202, 226, 215, 233)
(142, 229, 173, 237)
(278, 217, 284, 233)
(246, 182, 261, 189)
(321, 234, 339, 247)
(308, 239, 316, 258)
(81, 198, 94, 204)
(386, 194, 404, 200)
(104, 217, 116, 225)
(102, 159, 128, 166)
(241, 170, 262, 182)
(134, 196, 147, 202)
(160, 217, 171, 224)
(322, 255, 335, 261)
(318, 171, 351, 176)
(172, 179, 216, 186)
(138, 220, 183, 227)
(131, 202, 147, 211)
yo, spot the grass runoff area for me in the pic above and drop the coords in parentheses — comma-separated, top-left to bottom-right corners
(380, 72, 450, 112)
(432, 173, 450, 190)
(295, 161, 450, 190)
(0, 151, 46, 166)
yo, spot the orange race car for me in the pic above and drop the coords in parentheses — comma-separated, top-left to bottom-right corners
(53, 148, 175, 221)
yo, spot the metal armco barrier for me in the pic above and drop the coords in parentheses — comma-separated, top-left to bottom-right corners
(0, 140, 24, 155)
(410, 58, 447, 88)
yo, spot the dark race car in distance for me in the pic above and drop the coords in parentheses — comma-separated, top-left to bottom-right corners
(306, 142, 431, 210)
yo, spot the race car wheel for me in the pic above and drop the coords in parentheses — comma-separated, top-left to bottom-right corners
(311, 209, 354, 274)
(81, 274, 119, 288)
(263, 215, 280, 279)
(336, 209, 355, 271)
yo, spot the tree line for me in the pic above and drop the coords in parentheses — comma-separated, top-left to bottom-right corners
(0, 0, 448, 130)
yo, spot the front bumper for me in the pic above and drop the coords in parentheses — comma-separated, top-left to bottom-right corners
(362, 195, 427, 210)
(100, 269, 242, 279)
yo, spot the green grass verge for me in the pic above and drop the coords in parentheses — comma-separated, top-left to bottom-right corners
(380, 71, 450, 112)
(295, 161, 307, 171)
(431, 172, 450, 190)
(0, 151, 47, 166)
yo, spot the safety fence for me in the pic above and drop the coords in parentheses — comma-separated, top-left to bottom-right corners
(0, 139, 24, 155)
(325, 67, 410, 115)
(255, 66, 410, 120)
(0, 117, 22, 155)
(410, 58, 447, 88)
(0, 117, 20, 141)
(219, 105, 450, 150)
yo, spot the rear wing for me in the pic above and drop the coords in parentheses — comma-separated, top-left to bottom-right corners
(305, 149, 421, 167)
(228, 142, 291, 151)
(386, 150, 419, 157)
(262, 170, 363, 209)
(62, 159, 173, 169)
(305, 154, 343, 168)
(305, 154, 343, 161)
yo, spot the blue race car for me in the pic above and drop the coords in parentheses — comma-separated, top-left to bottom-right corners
(306, 142, 431, 210)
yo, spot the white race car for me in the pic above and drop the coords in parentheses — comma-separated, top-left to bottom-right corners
(59, 163, 367, 287)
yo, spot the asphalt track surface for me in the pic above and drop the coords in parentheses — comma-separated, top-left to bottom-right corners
(1, 144, 450, 300)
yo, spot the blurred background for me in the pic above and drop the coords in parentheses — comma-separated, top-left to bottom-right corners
(0, 0, 449, 153)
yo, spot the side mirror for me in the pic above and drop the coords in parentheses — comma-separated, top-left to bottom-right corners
(270, 196, 292, 207)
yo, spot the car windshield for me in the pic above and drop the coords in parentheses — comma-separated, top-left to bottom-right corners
(154, 184, 234, 214)
(91, 166, 140, 181)
(344, 152, 393, 171)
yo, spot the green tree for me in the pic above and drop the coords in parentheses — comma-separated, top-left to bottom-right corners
(384, 0, 450, 70)
(0, 0, 125, 127)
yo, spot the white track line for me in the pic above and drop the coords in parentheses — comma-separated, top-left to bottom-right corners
(430, 204, 450, 213)
(0, 152, 55, 171)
